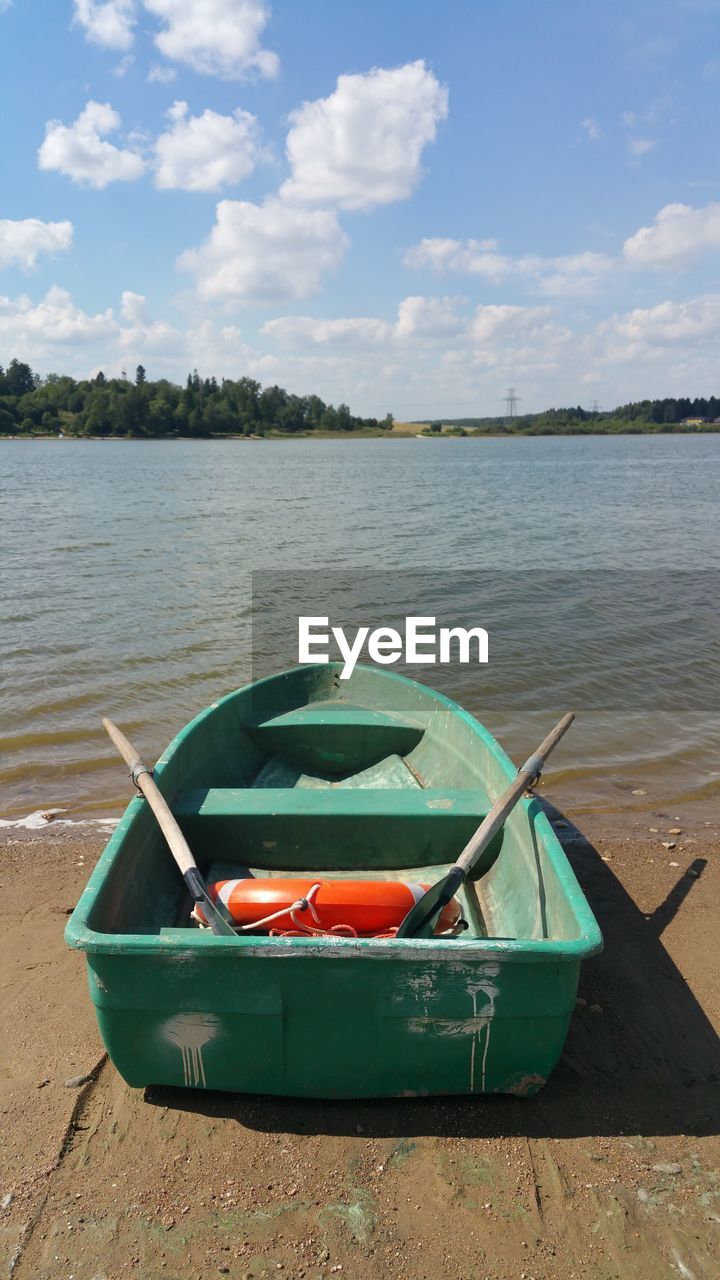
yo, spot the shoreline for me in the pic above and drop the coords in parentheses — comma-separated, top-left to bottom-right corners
(3, 779, 718, 847)
(4, 428, 720, 441)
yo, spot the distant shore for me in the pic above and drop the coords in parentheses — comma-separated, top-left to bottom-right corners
(5, 427, 720, 442)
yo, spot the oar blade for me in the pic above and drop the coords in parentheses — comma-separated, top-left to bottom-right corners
(396, 867, 465, 939)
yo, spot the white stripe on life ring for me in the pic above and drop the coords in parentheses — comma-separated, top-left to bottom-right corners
(218, 881, 238, 909)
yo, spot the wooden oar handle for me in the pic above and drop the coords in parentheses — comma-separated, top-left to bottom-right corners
(455, 711, 574, 877)
(102, 717, 151, 786)
(103, 718, 196, 874)
(519, 711, 575, 780)
(102, 718, 236, 936)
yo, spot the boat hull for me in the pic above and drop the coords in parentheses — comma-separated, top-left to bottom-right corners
(86, 943, 580, 1097)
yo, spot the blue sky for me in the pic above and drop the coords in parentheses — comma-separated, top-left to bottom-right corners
(1, 0, 720, 416)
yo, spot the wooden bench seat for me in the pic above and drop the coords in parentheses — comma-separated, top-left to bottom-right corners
(173, 786, 491, 869)
(244, 701, 425, 773)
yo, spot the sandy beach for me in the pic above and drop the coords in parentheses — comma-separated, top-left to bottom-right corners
(1, 803, 717, 1280)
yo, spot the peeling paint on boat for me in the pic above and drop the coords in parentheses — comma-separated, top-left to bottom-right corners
(505, 1072, 547, 1096)
(162, 1012, 219, 1088)
(469, 977, 499, 1092)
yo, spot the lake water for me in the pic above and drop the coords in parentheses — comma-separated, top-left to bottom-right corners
(1, 435, 718, 820)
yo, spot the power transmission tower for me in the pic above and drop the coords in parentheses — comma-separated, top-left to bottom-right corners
(589, 399, 601, 414)
(504, 387, 520, 424)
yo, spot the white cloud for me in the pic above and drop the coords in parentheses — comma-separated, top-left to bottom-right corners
(621, 96, 675, 162)
(38, 101, 146, 188)
(262, 297, 466, 351)
(404, 237, 614, 295)
(181, 318, 257, 376)
(581, 117, 602, 141)
(470, 304, 554, 343)
(255, 297, 563, 355)
(154, 100, 262, 192)
(119, 290, 148, 326)
(148, 63, 177, 83)
(394, 295, 464, 339)
(0, 219, 73, 270)
(0, 286, 116, 352)
(254, 298, 575, 414)
(404, 236, 504, 276)
(280, 60, 448, 211)
(533, 251, 616, 297)
(119, 290, 183, 354)
(261, 315, 391, 347)
(72, 0, 136, 51)
(597, 295, 720, 351)
(623, 202, 720, 267)
(0, 284, 258, 379)
(627, 136, 656, 157)
(73, 0, 278, 77)
(177, 197, 348, 304)
(112, 52, 134, 77)
(143, 0, 278, 79)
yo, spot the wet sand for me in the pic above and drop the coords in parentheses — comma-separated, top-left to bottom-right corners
(0, 807, 718, 1280)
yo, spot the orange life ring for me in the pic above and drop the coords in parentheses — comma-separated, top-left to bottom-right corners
(195, 877, 462, 937)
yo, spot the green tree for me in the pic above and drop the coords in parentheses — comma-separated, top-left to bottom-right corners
(148, 396, 176, 435)
(6, 359, 36, 397)
(335, 403, 353, 431)
(83, 389, 113, 436)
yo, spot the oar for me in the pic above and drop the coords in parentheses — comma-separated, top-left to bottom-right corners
(103, 718, 236, 938)
(396, 712, 575, 939)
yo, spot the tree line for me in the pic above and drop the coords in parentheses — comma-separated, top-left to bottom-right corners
(425, 397, 720, 435)
(3, 356, 719, 439)
(0, 359, 394, 438)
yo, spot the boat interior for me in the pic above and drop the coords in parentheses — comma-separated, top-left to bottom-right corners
(88, 666, 586, 945)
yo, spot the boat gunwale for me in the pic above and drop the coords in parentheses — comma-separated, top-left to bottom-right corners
(65, 664, 603, 962)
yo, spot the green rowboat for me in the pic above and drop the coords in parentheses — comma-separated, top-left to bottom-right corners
(66, 664, 602, 1098)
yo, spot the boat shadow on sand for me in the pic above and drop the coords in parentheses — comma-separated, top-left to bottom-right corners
(146, 816, 718, 1141)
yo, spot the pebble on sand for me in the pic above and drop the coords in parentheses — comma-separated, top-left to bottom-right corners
(1, 1194, 13, 1210)
(668, 827, 682, 835)
(652, 1162, 681, 1175)
(64, 1072, 93, 1088)
(631, 789, 646, 796)
(661, 841, 676, 850)
(589, 1003, 604, 1015)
